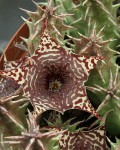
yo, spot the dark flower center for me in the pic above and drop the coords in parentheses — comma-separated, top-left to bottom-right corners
(44, 67, 66, 94)
(49, 79, 62, 92)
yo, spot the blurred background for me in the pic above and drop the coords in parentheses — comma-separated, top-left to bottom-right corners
(0, 0, 44, 53)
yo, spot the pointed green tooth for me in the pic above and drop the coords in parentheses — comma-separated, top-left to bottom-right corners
(37, 2, 47, 6)
(107, 137, 120, 150)
(20, 37, 28, 45)
(21, 16, 31, 24)
(68, 121, 81, 132)
(45, 119, 55, 126)
(20, 8, 38, 18)
(108, 16, 118, 27)
(82, 0, 88, 6)
(63, 117, 75, 127)
(32, 0, 44, 12)
(3, 52, 7, 62)
(20, 8, 31, 15)
(21, 16, 33, 34)
(113, 3, 120, 10)
(112, 3, 120, 17)
(70, 17, 82, 25)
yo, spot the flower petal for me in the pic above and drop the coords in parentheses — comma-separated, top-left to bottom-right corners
(0, 78, 20, 100)
(0, 29, 102, 118)
(59, 126, 108, 150)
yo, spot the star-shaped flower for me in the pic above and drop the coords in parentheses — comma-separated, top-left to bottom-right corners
(59, 125, 108, 150)
(0, 29, 102, 118)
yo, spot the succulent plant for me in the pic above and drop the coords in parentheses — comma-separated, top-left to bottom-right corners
(0, 0, 120, 149)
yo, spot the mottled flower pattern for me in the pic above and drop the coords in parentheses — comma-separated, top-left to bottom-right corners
(0, 29, 102, 118)
(59, 126, 108, 150)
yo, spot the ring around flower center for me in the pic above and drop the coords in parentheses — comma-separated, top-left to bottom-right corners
(49, 79, 62, 92)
